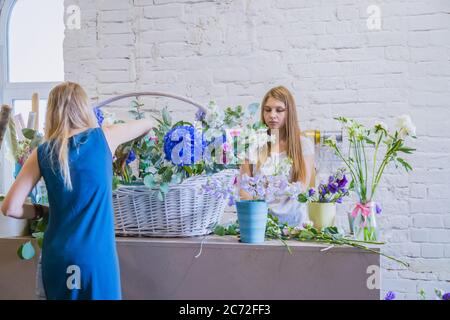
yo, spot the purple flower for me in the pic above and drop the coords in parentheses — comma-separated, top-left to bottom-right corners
(384, 291, 396, 300)
(336, 197, 343, 204)
(126, 150, 136, 165)
(328, 176, 335, 183)
(308, 188, 315, 197)
(320, 185, 327, 196)
(337, 175, 348, 188)
(328, 183, 338, 194)
(94, 107, 104, 126)
(195, 110, 206, 121)
(442, 292, 450, 300)
(375, 203, 382, 215)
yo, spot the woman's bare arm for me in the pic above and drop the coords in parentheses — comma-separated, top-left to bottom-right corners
(1, 149, 42, 219)
(304, 154, 315, 190)
(102, 118, 155, 155)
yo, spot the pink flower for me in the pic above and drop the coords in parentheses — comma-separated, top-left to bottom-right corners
(148, 135, 158, 143)
(223, 142, 232, 152)
(229, 129, 241, 137)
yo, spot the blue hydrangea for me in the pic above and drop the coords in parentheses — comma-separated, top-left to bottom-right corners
(126, 150, 136, 165)
(163, 125, 206, 166)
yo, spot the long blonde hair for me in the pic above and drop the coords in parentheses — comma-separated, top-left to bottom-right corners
(44, 82, 97, 190)
(257, 86, 306, 184)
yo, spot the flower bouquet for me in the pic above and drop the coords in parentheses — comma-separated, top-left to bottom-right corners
(96, 97, 267, 237)
(324, 115, 416, 241)
(298, 168, 350, 230)
(196, 101, 274, 170)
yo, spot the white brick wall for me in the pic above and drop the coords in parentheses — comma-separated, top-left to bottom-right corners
(63, 0, 450, 299)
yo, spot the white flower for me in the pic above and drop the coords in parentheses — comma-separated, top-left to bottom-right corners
(395, 115, 416, 139)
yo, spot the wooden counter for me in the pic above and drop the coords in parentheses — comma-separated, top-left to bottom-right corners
(0, 235, 380, 300)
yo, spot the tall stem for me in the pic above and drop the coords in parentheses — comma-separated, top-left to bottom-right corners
(361, 139, 368, 201)
(354, 137, 365, 202)
(370, 132, 383, 200)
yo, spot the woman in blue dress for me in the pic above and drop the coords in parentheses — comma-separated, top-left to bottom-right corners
(1, 82, 155, 299)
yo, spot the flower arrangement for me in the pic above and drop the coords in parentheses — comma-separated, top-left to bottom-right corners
(196, 101, 274, 167)
(97, 100, 274, 200)
(298, 168, 350, 204)
(202, 158, 303, 205)
(324, 115, 416, 241)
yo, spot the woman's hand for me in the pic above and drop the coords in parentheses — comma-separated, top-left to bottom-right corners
(1, 149, 42, 219)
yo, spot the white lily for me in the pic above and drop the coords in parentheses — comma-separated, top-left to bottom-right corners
(395, 114, 416, 139)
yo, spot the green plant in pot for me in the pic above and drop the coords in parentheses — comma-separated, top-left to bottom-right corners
(298, 168, 350, 231)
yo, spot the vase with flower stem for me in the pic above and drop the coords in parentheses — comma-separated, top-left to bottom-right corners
(325, 115, 417, 241)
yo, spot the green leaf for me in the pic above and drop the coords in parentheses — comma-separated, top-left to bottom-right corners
(364, 137, 376, 145)
(173, 120, 193, 127)
(397, 158, 413, 172)
(170, 173, 182, 184)
(157, 190, 164, 201)
(160, 182, 169, 194)
(183, 166, 193, 175)
(397, 147, 416, 154)
(161, 168, 173, 183)
(144, 174, 156, 188)
(17, 241, 35, 260)
(112, 176, 120, 191)
(298, 193, 309, 203)
(162, 108, 171, 125)
(214, 225, 226, 236)
(0, 195, 5, 201)
(22, 128, 36, 140)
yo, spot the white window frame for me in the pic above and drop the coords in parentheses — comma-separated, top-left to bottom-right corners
(0, 0, 61, 193)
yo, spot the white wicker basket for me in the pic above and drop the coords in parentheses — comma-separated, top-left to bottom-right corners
(112, 169, 237, 237)
(94, 91, 237, 237)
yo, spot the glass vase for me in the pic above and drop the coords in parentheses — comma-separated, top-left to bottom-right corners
(352, 202, 379, 242)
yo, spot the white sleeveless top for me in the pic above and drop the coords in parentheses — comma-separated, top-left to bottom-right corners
(254, 136, 315, 227)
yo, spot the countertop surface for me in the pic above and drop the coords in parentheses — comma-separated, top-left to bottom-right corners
(1, 234, 381, 250)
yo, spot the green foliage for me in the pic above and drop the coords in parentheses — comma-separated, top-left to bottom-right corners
(213, 214, 409, 268)
(325, 117, 416, 203)
(213, 221, 239, 236)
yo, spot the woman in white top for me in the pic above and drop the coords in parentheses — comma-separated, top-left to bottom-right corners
(240, 86, 315, 227)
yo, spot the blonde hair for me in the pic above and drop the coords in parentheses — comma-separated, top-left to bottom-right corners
(257, 86, 307, 184)
(44, 82, 97, 190)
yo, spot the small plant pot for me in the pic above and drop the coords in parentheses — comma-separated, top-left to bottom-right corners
(235, 200, 268, 243)
(307, 202, 336, 231)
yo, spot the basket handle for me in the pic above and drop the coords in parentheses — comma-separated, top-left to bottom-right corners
(93, 92, 206, 113)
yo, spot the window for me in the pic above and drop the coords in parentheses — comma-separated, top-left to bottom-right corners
(8, 0, 65, 82)
(0, 0, 65, 193)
